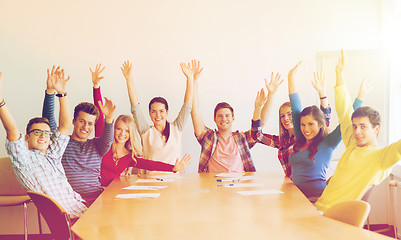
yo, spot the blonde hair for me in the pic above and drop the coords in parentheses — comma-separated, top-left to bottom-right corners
(112, 115, 143, 164)
(278, 102, 292, 143)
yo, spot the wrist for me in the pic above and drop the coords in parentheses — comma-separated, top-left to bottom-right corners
(93, 84, 100, 89)
(46, 89, 56, 95)
(56, 92, 67, 97)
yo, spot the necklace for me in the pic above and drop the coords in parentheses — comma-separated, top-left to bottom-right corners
(113, 156, 120, 166)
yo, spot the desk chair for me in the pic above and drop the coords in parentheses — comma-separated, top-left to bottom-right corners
(323, 200, 370, 228)
(0, 157, 31, 240)
(27, 191, 76, 240)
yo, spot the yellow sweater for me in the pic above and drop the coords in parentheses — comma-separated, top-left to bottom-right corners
(315, 85, 401, 212)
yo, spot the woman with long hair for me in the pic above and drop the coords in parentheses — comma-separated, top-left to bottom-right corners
(91, 64, 190, 186)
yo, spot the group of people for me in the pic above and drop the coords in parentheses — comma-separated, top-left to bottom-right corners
(0, 50, 400, 221)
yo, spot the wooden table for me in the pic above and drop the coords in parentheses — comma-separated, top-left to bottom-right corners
(72, 172, 394, 239)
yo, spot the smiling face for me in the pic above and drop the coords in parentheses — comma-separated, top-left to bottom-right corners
(25, 122, 51, 155)
(71, 111, 97, 141)
(115, 120, 130, 144)
(149, 102, 168, 128)
(300, 114, 321, 142)
(352, 116, 379, 147)
(279, 105, 293, 130)
(214, 108, 234, 133)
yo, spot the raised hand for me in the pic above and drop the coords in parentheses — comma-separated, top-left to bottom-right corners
(46, 65, 60, 94)
(121, 60, 133, 80)
(90, 64, 105, 88)
(172, 154, 191, 172)
(357, 75, 374, 100)
(255, 88, 267, 108)
(97, 97, 116, 121)
(180, 62, 193, 80)
(336, 49, 345, 74)
(312, 72, 327, 97)
(190, 60, 203, 80)
(265, 72, 283, 94)
(52, 68, 70, 94)
(288, 61, 302, 82)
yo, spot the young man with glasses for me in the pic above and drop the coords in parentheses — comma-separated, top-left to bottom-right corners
(0, 68, 87, 219)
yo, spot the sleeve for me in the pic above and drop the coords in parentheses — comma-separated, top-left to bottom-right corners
(5, 134, 30, 171)
(380, 139, 401, 170)
(94, 121, 114, 156)
(172, 102, 192, 131)
(134, 156, 175, 172)
(320, 105, 331, 127)
(93, 87, 105, 138)
(324, 124, 342, 148)
(335, 85, 356, 148)
(46, 130, 70, 160)
(196, 127, 213, 145)
(289, 93, 303, 140)
(131, 103, 151, 135)
(42, 92, 58, 132)
(244, 129, 257, 149)
(251, 119, 280, 148)
(353, 98, 363, 110)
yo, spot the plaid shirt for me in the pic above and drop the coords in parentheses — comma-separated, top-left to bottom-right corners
(6, 131, 87, 218)
(251, 120, 295, 178)
(197, 125, 257, 173)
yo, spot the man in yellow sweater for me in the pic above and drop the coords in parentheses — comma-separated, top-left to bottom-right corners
(315, 50, 401, 212)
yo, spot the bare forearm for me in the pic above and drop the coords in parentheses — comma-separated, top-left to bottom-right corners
(260, 93, 274, 128)
(183, 77, 193, 104)
(191, 81, 205, 137)
(0, 98, 20, 141)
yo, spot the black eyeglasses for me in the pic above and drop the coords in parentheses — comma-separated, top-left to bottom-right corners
(27, 129, 53, 137)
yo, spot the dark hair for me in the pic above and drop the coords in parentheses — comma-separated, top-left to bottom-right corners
(293, 105, 328, 162)
(73, 102, 99, 121)
(149, 97, 170, 142)
(214, 102, 234, 118)
(352, 106, 381, 128)
(26, 117, 51, 134)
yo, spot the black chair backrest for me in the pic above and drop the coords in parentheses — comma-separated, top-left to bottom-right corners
(27, 191, 73, 240)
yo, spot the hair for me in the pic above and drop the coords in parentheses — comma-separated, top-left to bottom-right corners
(278, 102, 292, 143)
(293, 105, 329, 162)
(148, 97, 170, 142)
(214, 102, 234, 118)
(351, 106, 381, 128)
(112, 115, 143, 164)
(26, 117, 51, 134)
(73, 102, 99, 121)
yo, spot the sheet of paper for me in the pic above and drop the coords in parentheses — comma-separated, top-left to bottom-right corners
(236, 189, 284, 196)
(122, 185, 168, 190)
(215, 172, 245, 178)
(217, 183, 264, 188)
(149, 175, 184, 182)
(135, 179, 170, 183)
(115, 193, 161, 199)
(216, 175, 256, 182)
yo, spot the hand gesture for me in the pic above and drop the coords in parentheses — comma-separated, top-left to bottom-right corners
(52, 68, 70, 94)
(97, 97, 116, 120)
(255, 88, 267, 108)
(336, 49, 345, 74)
(288, 61, 302, 82)
(265, 72, 283, 94)
(180, 62, 193, 80)
(121, 60, 133, 80)
(90, 64, 105, 88)
(46, 66, 60, 93)
(190, 60, 203, 80)
(312, 72, 326, 96)
(172, 154, 191, 172)
(357, 75, 373, 100)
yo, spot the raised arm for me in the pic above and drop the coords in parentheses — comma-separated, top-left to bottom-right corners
(336, 50, 345, 87)
(90, 64, 105, 137)
(288, 61, 302, 95)
(357, 75, 373, 101)
(260, 72, 283, 128)
(312, 72, 329, 109)
(180, 61, 194, 104)
(188, 60, 206, 137)
(121, 60, 139, 107)
(42, 66, 59, 132)
(0, 73, 20, 141)
(52, 68, 72, 135)
(252, 88, 267, 121)
(97, 97, 116, 124)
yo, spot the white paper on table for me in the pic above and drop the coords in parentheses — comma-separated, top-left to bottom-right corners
(149, 175, 184, 182)
(115, 193, 161, 199)
(135, 179, 171, 183)
(122, 185, 168, 190)
(218, 183, 265, 188)
(215, 172, 245, 178)
(236, 189, 284, 196)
